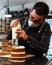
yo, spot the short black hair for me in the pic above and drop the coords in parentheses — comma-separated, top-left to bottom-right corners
(32, 2, 49, 18)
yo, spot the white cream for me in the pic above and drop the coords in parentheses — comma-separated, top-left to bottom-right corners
(12, 46, 25, 49)
(15, 46, 25, 49)
(11, 52, 25, 54)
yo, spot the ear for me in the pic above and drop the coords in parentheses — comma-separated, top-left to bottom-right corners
(41, 15, 45, 20)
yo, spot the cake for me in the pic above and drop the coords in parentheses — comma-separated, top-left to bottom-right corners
(2, 37, 12, 51)
(11, 46, 26, 57)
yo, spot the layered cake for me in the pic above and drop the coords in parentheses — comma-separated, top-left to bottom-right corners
(11, 46, 26, 57)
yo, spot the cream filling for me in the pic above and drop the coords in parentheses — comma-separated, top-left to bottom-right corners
(12, 46, 25, 49)
(15, 46, 25, 49)
(11, 52, 25, 54)
(10, 59, 25, 62)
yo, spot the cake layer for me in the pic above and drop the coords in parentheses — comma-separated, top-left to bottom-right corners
(11, 48, 25, 52)
(11, 54, 26, 57)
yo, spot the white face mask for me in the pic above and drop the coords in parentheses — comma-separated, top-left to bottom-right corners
(28, 19, 39, 27)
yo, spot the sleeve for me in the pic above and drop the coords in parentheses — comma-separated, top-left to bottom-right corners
(6, 28, 12, 40)
(26, 24, 51, 53)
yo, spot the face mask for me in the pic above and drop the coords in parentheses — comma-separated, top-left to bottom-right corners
(28, 19, 39, 27)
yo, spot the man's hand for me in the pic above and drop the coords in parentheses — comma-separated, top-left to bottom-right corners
(8, 40, 12, 45)
(10, 19, 28, 40)
(10, 19, 19, 27)
(16, 29, 28, 40)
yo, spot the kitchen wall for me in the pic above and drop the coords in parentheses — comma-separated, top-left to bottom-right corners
(0, 1, 52, 19)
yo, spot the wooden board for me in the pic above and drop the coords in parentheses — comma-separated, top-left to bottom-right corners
(0, 54, 35, 59)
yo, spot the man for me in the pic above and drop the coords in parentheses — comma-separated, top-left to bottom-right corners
(6, 2, 51, 57)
